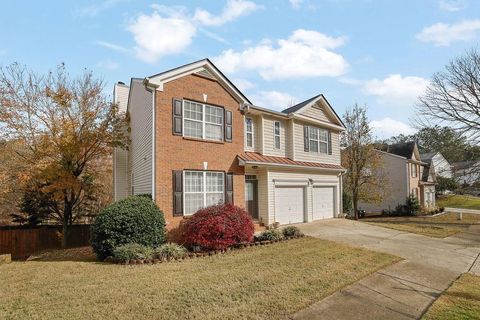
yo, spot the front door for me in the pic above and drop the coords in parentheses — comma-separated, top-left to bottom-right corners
(245, 179, 258, 220)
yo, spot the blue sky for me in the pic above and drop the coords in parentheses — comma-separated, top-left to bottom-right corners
(1, 0, 480, 139)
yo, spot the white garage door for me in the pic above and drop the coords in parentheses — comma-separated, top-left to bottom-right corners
(274, 186, 305, 225)
(313, 187, 335, 220)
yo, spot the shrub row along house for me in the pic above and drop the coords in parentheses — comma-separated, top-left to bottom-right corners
(113, 59, 346, 234)
(359, 142, 437, 213)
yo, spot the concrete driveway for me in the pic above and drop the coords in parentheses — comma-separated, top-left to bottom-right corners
(293, 219, 480, 320)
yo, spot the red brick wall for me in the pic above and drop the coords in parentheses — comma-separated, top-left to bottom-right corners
(154, 74, 245, 235)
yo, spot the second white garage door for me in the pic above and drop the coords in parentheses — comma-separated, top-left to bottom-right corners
(313, 187, 335, 220)
(274, 186, 305, 225)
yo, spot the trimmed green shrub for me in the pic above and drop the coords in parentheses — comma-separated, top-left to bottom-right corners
(154, 243, 187, 259)
(91, 196, 166, 260)
(255, 229, 284, 242)
(282, 226, 302, 238)
(113, 243, 154, 262)
(405, 194, 421, 216)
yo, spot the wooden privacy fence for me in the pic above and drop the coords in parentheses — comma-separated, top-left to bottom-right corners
(0, 225, 91, 259)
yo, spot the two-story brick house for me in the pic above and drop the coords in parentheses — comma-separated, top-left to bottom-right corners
(113, 59, 346, 233)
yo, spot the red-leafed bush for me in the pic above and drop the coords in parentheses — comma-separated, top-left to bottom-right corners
(183, 204, 255, 251)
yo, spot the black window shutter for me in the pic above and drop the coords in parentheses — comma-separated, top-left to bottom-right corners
(304, 125, 310, 152)
(172, 98, 183, 135)
(173, 170, 183, 216)
(328, 131, 332, 155)
(225, 173, 234, 204)
(225, 110, 233, 142)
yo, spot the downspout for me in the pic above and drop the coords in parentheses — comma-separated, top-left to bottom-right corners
(151, 88, 156, 201)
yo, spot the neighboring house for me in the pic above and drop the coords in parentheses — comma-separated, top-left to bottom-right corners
(420, 152, 452, 179)
(359, 142, 436, 213)
(452, 160, 480, 187)
(113, 59, 346, 232)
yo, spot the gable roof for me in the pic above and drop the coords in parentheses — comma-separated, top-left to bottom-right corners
(378, 142, 417, 159)
(145, 58, 251, 104)
(420, 152, 437, 162)
(281, 94, 345, 128)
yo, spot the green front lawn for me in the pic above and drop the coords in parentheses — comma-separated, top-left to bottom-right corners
(423, 273, 480, 320)
(437, 195, 480, 210)
(0, 238, 398, 320)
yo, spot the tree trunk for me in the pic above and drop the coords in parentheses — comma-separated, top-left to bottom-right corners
(352, 194, 358, 220)
(61, 217, 69, 248)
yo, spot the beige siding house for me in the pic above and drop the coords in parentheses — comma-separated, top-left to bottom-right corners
(113, 59, 346, 232)
(359, 142, 436, 213)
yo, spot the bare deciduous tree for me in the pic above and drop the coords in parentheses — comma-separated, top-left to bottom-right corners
(0, 63, 128, 246)
(342, 104, 388, 219)
(416, 48, 480, 144)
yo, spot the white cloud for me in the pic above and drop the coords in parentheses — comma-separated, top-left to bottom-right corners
(214, 29, 348, 80)
(80, 0, 129, 17)
(289, 0, 303, 9)
(250, 90, 297, 110)
(370, 118, 416, 139)
(96, 41, 129, 53)
(416, 19, 480, 46)
(127, 9, 196, 63)
(193, 0, 261, 26)
(96, 60, 120, 70)
(438, 0, 466, 12)
(363, 74, 429, 106)
(232, 78, 255, 91)
(199, 28, 229, 44)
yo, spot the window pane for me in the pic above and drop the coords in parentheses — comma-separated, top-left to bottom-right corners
(309, 127, 319, 140)
(275, 135, 280, 149)
(206, 172, 224, 192)
(309, 140, 319, 152)
(185, 172, 204, 192)
(184, 119, 203, 138)
(319, 129, 328, 142)
(206, 193, 224, 206)
(274, 122, 280, 135)
(319, 141, 328, 153)
(184, 101, 203, 121)
(205, 106, 223, 124)
(245, 118, 253, 132)
(205, 123, 222, 141)
(247, 133, 253, 147)
(185, 193, 204, 215)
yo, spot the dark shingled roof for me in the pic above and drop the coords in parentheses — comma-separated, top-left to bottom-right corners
(378, 142, 416, 159)
(281, 94, 322, 114)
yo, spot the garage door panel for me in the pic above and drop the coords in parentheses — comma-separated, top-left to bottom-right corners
(313, 187, 335, 220)
(274, 186, 305, 225)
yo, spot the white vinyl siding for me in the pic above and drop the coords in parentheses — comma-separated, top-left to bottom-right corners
(184, 171, 224, 215)
(300, 102, 330, 122)
(129, 79, 153, 196)
(262, 117, 286, 157)
(293, 120, 340, 164)
(183, 100, 223, 141)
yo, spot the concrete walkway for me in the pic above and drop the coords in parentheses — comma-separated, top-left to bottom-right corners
(293, 219, 480, 320)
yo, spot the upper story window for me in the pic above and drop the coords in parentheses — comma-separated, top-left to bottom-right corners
(308, 126, 328, 153)
(245, 117, 254, 148)
(183, 100, 223, 142)
(274, 121, 281, 149)
(411, 163, 418, 178)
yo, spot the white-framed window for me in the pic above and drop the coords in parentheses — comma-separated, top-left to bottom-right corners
(183, 100, 223, 141)
(245, 117, 254, 148)
(184, 171, 225, 215)
(411, 163, 418, 178)
(308, 126, 328, 153)
(274, 121, 281, 149)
